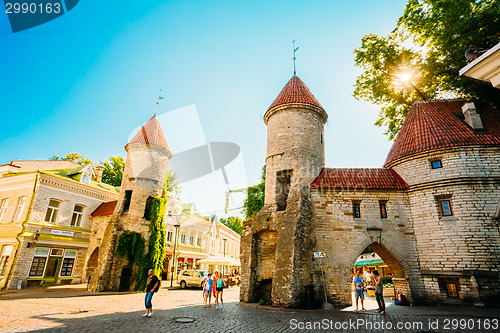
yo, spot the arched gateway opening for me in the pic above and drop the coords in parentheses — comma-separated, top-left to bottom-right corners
(252, 230, 278, 304)
(85, 247, 99, 285)
(344, 242, 411, 309)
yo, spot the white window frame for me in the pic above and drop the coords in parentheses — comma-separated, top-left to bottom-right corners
(44, 199, 61, 223)
(13, 197, 27, 221)
(189, 235, 194, 246)
(0, 199, 9, 221)
(197, 237, 201, 247)
(70, 204, 85, 227)
(180, 234, 186, 244)
(81, 173, 91, 184)
(166, 230, 173, 242)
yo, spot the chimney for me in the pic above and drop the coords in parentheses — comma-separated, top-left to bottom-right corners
(462, 102, 483, 130)
(94, 165, 104, 182)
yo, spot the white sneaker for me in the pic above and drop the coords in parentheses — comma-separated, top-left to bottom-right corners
(215, 306, 219, 309)
(142, 313, 149, 317)
(147, 312, 153, 317)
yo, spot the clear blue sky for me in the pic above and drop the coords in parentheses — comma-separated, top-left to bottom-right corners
(0, 1, 406, 215)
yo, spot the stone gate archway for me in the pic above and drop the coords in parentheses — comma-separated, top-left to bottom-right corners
(85, 247, 99, 286)
(349, 241, 411, 303)
(251, 229, 278, 304)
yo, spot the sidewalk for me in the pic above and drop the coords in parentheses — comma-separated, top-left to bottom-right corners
(342, 294, 499, 318)
(240, 293, 500, 319)
(1, 284, 498, 318)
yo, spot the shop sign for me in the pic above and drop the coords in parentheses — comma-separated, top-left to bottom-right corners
(51, 229, 74, 237)
(34, 247, 50, 256)
(65, 249, 77, 258)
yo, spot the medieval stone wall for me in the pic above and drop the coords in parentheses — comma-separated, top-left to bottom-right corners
(311, 187, 425, 306)
(390, 146, 500, 304)
(240, 184, 315, 308)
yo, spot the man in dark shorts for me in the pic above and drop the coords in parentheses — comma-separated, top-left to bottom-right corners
(143, 269, 160, 317)
(371, 270, 386, 314)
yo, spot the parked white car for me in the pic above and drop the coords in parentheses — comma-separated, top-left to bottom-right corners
(177, 269, 208, 289)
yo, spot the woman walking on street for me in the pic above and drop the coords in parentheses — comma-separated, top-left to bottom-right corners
(215, 271, 224, 309)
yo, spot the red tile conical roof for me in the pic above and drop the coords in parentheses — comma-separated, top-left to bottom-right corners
(125, 115, 170, 152)
(268, 75, 324, 111)
(384, 100, 500, 167)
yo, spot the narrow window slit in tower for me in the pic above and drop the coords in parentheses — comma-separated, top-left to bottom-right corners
(144, 196, 154, 219)
(122, 190, 132, 212)
(276, 169, 292, 211)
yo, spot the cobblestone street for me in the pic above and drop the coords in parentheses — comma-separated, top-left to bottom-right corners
(1, 285, 499, 333)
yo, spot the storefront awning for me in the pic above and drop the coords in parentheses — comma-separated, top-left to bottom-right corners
(353, 259, 384, 267)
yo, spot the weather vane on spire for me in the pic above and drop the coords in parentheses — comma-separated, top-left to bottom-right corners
(293, 40, 299, 75)
(155, 89, 165, 116)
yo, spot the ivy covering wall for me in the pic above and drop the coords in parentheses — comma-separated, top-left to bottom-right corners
(115, 196, 167, 291)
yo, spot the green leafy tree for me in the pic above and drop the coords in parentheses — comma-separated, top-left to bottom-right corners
(220, 216, 244, 235)
(50, 152, 93, 166)
(101, 156, 125, 187)
(164, 170, 181, 196)
(354, 0, 500, 139)
(242, 166, 265, 219)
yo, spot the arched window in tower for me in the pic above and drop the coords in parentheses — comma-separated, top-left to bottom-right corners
(276, 169, 292, 211)
(144, 196, 154, 220)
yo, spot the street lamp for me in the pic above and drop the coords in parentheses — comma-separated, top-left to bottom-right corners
(167, 195, 183, 287)
(222, 238, 227, 275)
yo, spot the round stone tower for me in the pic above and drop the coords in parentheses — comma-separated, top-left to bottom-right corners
(385, 100, 500, 305)
(117, 114, 172, 219)
(240, 75, 328, 308)
(263, 75, 328, 209)
(89, 114, 172, 292)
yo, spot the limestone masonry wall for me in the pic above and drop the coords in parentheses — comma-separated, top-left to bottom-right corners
(311, 188, 425, 306)
(391, 146, 500, 304)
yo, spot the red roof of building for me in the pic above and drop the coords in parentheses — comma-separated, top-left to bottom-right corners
(125, 115, 170, 151)
(310, 168, 408, 190)
(91, 200, 118, 217)
(268, 75, 324, 111)
(385, 100, 500, 167)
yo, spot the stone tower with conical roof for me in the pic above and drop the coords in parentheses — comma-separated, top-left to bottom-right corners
(263, 75, 328, 207)
(88, 115, 172, 292)
(240, 75, 327, 308)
